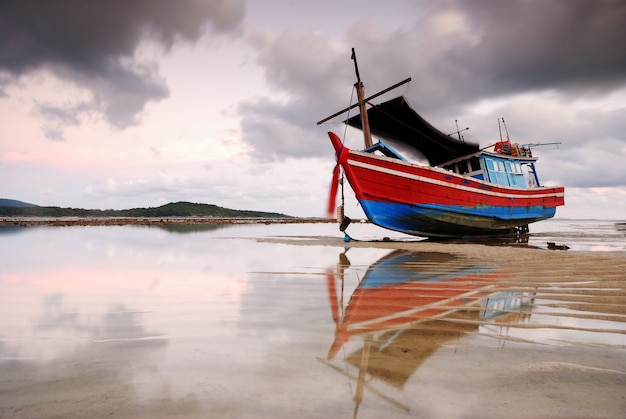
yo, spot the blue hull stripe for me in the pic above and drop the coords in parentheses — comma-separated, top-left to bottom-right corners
(360, 200, 555, 236)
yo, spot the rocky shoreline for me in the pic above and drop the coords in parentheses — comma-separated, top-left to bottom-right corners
(0, 216, 336, 227)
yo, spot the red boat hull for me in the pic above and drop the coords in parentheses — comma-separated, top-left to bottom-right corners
(329, 132, 564, 236)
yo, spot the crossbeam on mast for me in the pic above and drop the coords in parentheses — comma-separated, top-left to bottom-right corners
(316, 77, 412, 126)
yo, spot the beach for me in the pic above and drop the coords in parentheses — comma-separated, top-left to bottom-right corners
(0, 219, 624, 418)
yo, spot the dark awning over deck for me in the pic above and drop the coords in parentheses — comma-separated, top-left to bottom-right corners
(345, 96, 479, 166)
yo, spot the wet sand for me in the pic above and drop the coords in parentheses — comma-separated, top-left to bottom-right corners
(274, 235, 626, 315)
(262, 235, 626, 418)
(1, 220, 624, 418)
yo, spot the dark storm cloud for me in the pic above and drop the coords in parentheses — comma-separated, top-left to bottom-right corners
(447, 0, 626, 96)
(0, 0, 245, 136)
(240, 29, 356, 161)
(340, 0, 626, 112)
(242, 0, 626, 192)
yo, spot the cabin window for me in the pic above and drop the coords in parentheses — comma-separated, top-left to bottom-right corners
(467, 157, 484, 180)
(509, 163, 524, 186)
(470, 157, 481, 171)
(443, 158, 484, 180)
(490, 160, 509, 186)
(483, 157, 515, 186)
(505, 162, 516, 186)
(482, 158, 493, 182)
(522, 163, 540, 187)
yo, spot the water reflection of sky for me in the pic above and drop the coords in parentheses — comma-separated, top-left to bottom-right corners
(1, 222, 624, 418)
(0, 225, 342, 359)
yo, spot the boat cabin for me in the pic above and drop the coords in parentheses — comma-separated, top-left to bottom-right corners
(440, 147, 541, 188)
(363, 138, 542, 189)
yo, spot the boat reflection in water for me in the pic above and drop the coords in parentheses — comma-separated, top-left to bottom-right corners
(322, 250, 535, 416)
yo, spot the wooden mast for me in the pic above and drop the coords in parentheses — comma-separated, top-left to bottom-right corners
(351, 48, 373, 148)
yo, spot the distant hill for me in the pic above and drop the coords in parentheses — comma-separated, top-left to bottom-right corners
(0, 199, 38, 207)
(0, 201, 291, 218)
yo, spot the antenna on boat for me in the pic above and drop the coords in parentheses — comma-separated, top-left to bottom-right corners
(351, 48, 373, 148)
(448, 119, 469, 143)
(502, 117, 510, 141)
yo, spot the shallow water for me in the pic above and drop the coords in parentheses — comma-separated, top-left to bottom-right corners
(527, 218, 626, 252)
(0, 219, 624, 418)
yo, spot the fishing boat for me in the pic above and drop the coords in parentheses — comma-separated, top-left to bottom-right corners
(318, 49, 565, 238)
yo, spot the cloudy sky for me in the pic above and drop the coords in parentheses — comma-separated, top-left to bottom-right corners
(1, 0, 625, 219)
